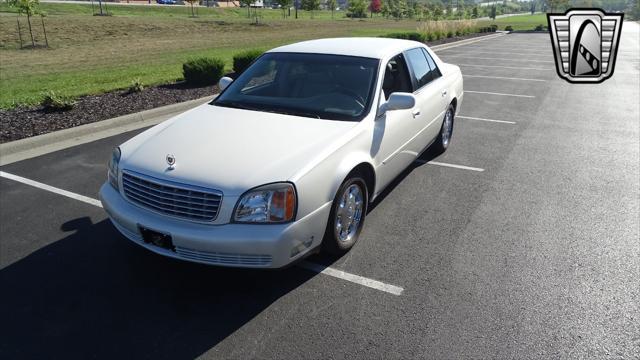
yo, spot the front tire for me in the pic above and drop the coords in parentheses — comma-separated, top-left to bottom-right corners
(433, 104, 455, 154)
(322, 175, 368, 255)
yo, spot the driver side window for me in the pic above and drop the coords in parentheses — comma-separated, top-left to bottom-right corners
(382, 54, 413, 99)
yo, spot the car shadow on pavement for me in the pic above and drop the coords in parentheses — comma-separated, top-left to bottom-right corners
(0, 217, 318, 359)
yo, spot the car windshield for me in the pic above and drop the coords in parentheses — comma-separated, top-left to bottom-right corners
(213, 53, 380, 121)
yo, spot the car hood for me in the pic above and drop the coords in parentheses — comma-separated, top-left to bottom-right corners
(120, 104, 358, 195)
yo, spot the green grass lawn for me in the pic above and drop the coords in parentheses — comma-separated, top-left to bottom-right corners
(481, 13, 548, 30)
(0, 2, 545, 109)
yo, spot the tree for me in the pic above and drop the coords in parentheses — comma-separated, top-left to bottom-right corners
(471, 5, 478, 18)
(348, 0, 367, 18)
(239, 0, 252, 17)
(530, 0, 535, 14)
(184, 0, 199, 17)
(433, 4, 443, 19)
(301, 0, 320, 17)
(327, 0, 337, 18)
(277, 0, 292, 17)
(386, 0, 407, 19)
(369, 0, 381, 16)
(489, 4, 496, 19)
(9, 0, 41, 47)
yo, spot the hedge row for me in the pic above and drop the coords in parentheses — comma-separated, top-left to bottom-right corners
(182, 49, 264, 86)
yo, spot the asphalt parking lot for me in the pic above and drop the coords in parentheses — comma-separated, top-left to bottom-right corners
(1, 26, 639, 359)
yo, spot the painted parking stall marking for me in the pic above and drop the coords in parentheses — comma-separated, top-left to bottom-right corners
(0, 170, 405, 296)
(298, 261, 404, 296)
(465, 90, 535, 98)
(457, 63, 551, 71)
(443, 55, 555, 63)
(463, 74, 547, 82)
(457, 115, 517, 125)
(0, 171, 103, 208)
(415, 160, 485, 172)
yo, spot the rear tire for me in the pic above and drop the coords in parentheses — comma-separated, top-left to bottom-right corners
(322, 174, 368, 255)
(433, 104, 455, 154)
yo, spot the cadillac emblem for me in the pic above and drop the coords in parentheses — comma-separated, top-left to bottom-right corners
(166, 154, 176, 170)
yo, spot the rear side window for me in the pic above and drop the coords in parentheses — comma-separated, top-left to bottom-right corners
(405, 48, 432, 89)
(422, 48, 442, 80)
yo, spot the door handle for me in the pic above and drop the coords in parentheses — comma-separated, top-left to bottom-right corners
(411, 109, 421, 118)
(441, 90, 448, 97)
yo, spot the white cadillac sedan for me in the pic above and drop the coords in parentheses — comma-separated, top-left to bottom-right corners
(99, 37, 463, 268)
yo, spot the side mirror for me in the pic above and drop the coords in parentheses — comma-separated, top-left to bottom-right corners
(218, 76, 233, 92)
(379, 92, 416, 116)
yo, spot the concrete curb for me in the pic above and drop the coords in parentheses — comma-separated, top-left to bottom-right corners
(431, 32, 505, 52)
(0, 95, 214, 166)
(0, 32, 507, 166)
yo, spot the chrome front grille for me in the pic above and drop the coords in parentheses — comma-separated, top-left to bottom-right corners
(122, 170, 222, 222)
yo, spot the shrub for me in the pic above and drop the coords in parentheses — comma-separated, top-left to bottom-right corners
(41, 90, 76, 111)
(183, 57, 226, 86)
(446, 31, 453, 38)
(128, 78, 145, 93)
(417, 20, 477, 41)
(505, 25, 513, 31)
(233, 49, 263, 75)
(426, 32, 434, 42)
(489, 24, 498, 32)
(534, 24, 545, 31)
(455, 30, 462, 36)
(382, 32, 426, 42)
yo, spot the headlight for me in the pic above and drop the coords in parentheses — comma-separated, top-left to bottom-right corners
(234, 183, 297, 223)
(108, 147, 121, 190)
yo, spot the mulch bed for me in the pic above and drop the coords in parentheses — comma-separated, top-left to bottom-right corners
(0, 83, 218, 143)
(0, 32, 496, 144)
(425, 31, 496, 46)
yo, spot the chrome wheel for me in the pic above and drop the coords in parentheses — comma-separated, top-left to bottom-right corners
(442, 109, 453, 147)
(334, 184, 364, 243)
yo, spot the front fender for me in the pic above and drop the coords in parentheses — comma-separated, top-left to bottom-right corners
(291, 127, 375, 219)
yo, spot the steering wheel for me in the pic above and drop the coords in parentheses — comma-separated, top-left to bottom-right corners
(334, 86, 365, 108)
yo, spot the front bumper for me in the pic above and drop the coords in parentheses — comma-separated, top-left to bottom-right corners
(99, 183, 331, 268)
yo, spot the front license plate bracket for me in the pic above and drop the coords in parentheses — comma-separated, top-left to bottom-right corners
(139, 226, 175, 251)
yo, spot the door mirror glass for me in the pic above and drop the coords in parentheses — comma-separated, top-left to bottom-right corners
(218, 76, 233, 92)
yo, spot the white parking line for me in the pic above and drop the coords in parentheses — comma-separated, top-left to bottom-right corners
(443, 55, 554, 63)
(463, 74, 546, 82)
(0, 171, 103, 207)
(416, 160, 485, 172)
(298, 261, 404, 296)
(465, 90, 535, 98)
(0, 170, 405, 296)
(457, 63, 550, 71)
(442, 50, 551, 57)
(457, 115, 517, 124)
(462, 47, 550, 53)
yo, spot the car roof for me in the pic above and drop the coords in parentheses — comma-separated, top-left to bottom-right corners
(267, 37, 425, 59)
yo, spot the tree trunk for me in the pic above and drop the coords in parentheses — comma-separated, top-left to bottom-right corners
(27, 13, 35, 47)
(41, 16, 48, 47)
(16, 15, 24, 49)
(98, 0, 104, 15)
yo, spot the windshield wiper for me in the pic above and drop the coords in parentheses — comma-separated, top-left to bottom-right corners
(214, 101, 261, 111)
(215, 101, 321, 119)
(267, 108, 321, 119)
